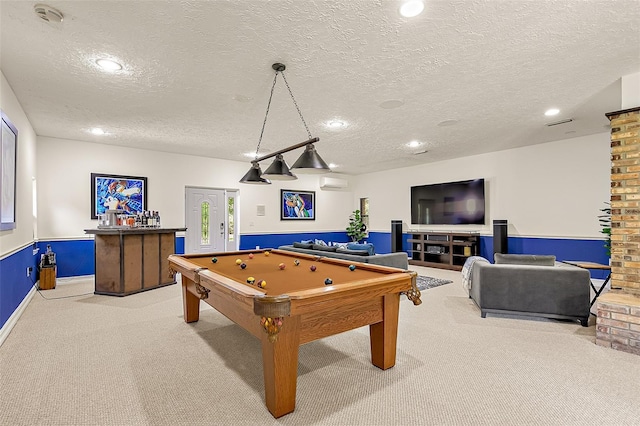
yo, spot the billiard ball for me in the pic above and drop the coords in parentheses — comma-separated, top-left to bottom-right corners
(248, 253, 254, 259)
(324, 278, 333, 285)
(310, 265, 316, 272)
(247, 277, 255, 284)
(235, 259, 242, 265)
(265, 251, 270, 257)
(278, 263, 285, 270)
(211, 257, 218, 263)
(349, 264, 356, 271)
(240, 263, 247, 269)
(294, 259, 300, 266)
(258, 280, 267, 288)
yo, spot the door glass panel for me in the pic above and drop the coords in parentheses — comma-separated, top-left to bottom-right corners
(228, 197, 235, 242)
(360, 197, 369, 236)
(201, 201, 210, 245)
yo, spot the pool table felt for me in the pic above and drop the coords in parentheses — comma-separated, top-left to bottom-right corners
(183, 250, 400, 295)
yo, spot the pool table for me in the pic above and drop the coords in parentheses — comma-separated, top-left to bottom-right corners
(168, 249, 421, 418)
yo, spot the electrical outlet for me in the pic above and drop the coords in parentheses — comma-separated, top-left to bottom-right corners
(26, 267, 33, 277)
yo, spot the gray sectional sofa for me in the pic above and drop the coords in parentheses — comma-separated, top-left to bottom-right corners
(469, 254, 591, 326)
(277, 244, 409, 270)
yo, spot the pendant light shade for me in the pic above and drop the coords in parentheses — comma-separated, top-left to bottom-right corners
(291, 144, 331, 173)
(262, 154, 297, 180)
(239, 162, 271, 184)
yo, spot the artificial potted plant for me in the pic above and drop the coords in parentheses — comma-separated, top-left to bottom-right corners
(346, 209, 367, 243)
(598, 202, 611, 257)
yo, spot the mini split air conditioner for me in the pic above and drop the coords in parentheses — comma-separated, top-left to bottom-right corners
(319, 176, 348, 189)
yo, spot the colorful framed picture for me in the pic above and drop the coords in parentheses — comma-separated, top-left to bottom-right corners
(0, 110, 17, 231)
(281, 190, 315, 220)
(91, 173, 147, 219)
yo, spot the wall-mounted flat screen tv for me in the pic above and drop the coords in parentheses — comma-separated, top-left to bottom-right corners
(411, 178, 485, 225)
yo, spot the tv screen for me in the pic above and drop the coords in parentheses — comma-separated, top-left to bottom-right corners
(411, 179, 485, 225)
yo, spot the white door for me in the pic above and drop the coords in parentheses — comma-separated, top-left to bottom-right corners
(185, 187, 226, 254)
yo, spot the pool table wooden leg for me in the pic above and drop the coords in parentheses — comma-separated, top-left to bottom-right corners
(182, 277, 200, 323)
(369, 293, 400, 370)
(261, 315, 301, 418)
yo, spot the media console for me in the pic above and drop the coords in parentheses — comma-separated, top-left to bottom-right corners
(407, 231, 479, 271)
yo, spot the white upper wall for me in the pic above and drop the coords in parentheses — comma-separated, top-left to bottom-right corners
(28, 130, 613, 242)
(352, 132, 611, 239)
(622, 72, 640, 109)
(0, 71, 36, 256)
(36, 136, 354, 239)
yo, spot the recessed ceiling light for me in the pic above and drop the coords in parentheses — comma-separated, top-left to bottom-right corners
(545, 108, 560, 116)
(329, 163, 338, 168)
(399, 1, 425, 17)
(327, 120, 346, 129)
(233, 94, 252, 103)
(437, 119, 459, 127)
(90, 127, 106, 135)
(379, 100, 405, 109)
(407, 140, 422, 148)
(96, 58, 122, 72)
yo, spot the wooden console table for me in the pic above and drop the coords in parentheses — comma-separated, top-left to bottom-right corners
(408, 231, 479, 271)
(85, 227, 186, 296)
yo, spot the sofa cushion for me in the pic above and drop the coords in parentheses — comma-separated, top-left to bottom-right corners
(494, 253, 556, 266)
(331, 242, 349, 249)
(314, 239, 328, 246)
(346, 242, 375, 256)
(336, 247, 370, 256)
(312, 244, 337, 252)
(293, 242, 313, 249)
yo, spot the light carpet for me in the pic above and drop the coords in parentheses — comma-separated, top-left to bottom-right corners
(1, 271, 640, 425)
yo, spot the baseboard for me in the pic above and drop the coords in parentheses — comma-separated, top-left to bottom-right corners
(0, 285, 36, 347)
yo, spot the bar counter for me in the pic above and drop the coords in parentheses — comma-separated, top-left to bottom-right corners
(85, 227, 186, 296)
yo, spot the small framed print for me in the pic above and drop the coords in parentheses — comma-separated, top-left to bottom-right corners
(281, 190, 315, 220)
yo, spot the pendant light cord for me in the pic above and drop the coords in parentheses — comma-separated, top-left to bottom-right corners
(254, 72, 279, 160)
(281, 72, 313, 140)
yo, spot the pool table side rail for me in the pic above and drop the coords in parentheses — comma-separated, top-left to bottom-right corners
(170, 253, 416, 301)
(176, 249, 409, 274)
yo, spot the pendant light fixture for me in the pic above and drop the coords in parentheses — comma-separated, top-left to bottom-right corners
(240, 63, 331, 184)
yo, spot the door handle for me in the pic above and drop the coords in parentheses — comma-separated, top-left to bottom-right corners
(220, 222, 224, 236)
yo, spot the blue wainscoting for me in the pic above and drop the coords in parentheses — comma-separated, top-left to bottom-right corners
(0, 245, 39, 330)
(478, 236, 610, 279)
(35, 236, 186, 279)
(36, 240, 94, 278)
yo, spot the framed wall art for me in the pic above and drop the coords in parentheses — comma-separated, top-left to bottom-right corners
(281, 190, 315, 220)
(0, 110, 17, 231)
(91, 173, 147, 219)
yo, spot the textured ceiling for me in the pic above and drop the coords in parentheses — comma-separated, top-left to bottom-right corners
(1, 0, 639, 175)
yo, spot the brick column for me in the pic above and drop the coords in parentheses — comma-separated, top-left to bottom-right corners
(608, 107, 640, 291)
(597, 107, 640, 355)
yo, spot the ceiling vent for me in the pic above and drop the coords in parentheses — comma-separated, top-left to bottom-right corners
(546, 118, 574, 127)
(34, 4, 64, 23)
(319, 177, 348, 190)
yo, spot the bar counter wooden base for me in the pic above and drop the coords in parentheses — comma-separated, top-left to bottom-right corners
(85, 227, 186, 296)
